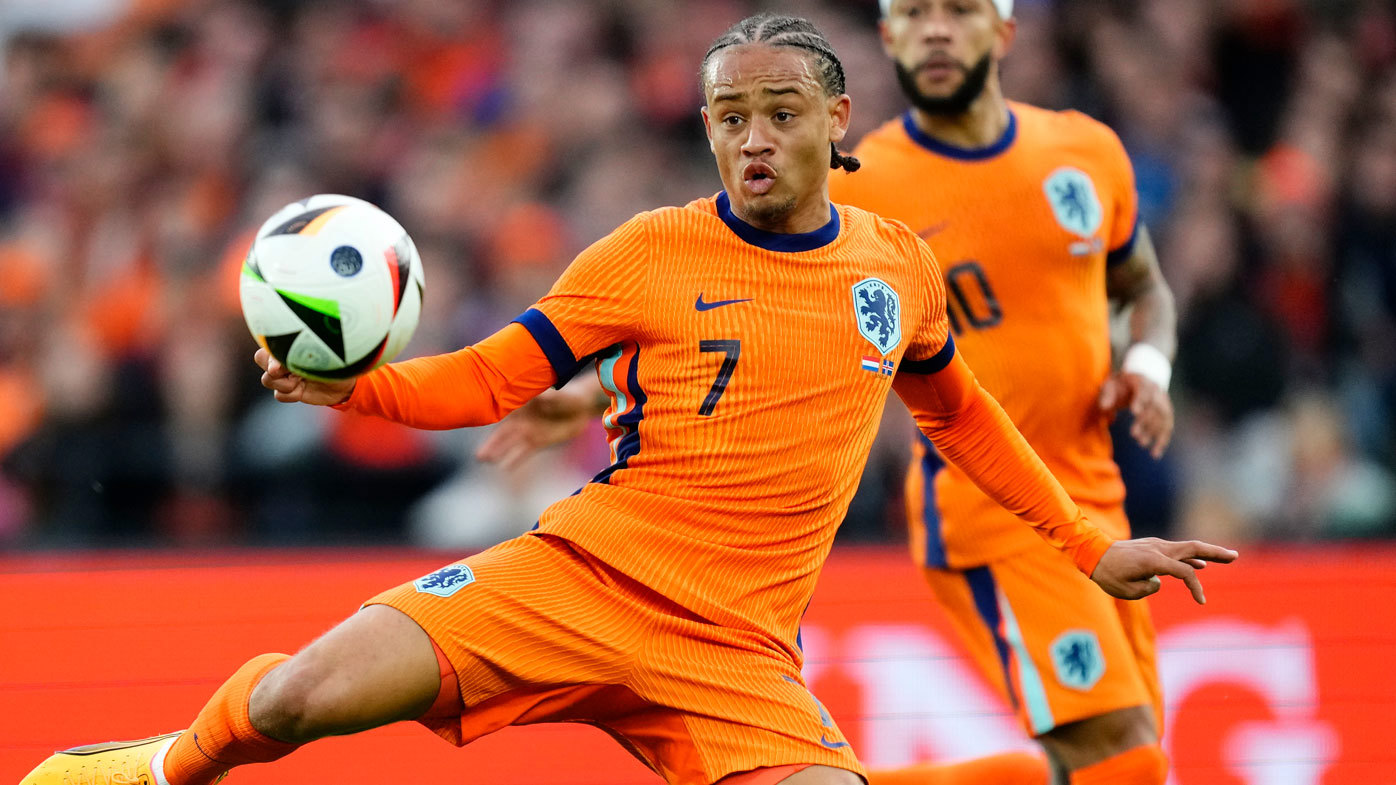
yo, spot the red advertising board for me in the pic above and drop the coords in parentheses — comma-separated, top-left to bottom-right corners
(2, 545, 1392, 784)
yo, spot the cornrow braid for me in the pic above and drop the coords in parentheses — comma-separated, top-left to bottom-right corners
(701, 13, 861, 173)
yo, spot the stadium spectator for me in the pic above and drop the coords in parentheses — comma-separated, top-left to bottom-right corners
(0, 0, 1393, 546)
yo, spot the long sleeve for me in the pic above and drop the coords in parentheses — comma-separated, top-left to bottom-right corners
(893, 348, 1115, 575)
(339, 322, 557, 429)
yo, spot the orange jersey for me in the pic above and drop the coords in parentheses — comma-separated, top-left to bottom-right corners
(518, 193, 950, 649)
(346, 192, 1112, 654)
(830, 102, 1140, 566)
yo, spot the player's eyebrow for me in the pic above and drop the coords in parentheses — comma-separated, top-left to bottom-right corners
(711, 86, 804, 103)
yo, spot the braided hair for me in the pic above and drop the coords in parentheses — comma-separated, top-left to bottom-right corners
(700, 14, 861, 173)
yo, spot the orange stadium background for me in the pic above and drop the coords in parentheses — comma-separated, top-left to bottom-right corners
(3, 545, 1391, 785)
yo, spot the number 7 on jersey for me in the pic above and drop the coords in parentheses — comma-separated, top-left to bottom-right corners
(698, 339, 740, 416)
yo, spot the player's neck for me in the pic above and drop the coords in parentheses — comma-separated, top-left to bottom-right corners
(908, 90, 1011, 151)
(731, 192, 833, 236)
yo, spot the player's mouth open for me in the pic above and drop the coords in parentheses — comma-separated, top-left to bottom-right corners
(743, 162, 777, 195)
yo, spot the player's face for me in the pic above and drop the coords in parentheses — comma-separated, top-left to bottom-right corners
(880, 0, 1014, 115)
(702, 44, 851, 233)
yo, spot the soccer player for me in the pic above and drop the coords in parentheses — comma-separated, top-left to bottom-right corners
(827, 1, 1182, 784)
(20, 14, 1231, 785)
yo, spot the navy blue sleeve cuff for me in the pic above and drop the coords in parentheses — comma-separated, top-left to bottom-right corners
(900, 333, 956, 375)
(511, 308, 585, 388)
(1106, 219, 1139, 267)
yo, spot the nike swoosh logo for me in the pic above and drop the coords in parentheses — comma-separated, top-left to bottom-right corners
(918, 221, 950, 240)
(695, 293, 754, 311)
(820, 735, 850, 749)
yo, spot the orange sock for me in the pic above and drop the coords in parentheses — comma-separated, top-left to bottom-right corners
(162, 653, 300, 785)
(1070, 744, 1167, 785)
(867, 750, 1050, 785)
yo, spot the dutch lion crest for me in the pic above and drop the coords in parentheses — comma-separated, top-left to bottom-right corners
(413, 564, 476, 597)
(1043, 167, 1103, 238)
(852, 277, 901, 355)
(1050, 629, 1105, 691)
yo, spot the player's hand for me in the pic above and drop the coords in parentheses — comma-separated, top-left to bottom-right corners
(1098, 372, 1174, 459)
(255, 348, 355, 406)
(1090, 537, 1238, 604)
(476, 384, 605, 470)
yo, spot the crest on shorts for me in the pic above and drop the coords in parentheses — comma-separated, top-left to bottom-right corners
(1050, 630, 1105, 691)
(1043, 167, 1103, 239)
(413, 564, 475, 597)
(852, 277, 901, 355)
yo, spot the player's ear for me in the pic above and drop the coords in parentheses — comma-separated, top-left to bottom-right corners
(827, 93, 852, 145)
(878, 18, 895, 58)
(993, 16, 1017, 60)
(700, 105, 716, 153)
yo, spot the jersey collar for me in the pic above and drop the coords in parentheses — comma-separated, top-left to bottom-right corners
(715, 191, 840, 252)
(901, 108, 1018, 161)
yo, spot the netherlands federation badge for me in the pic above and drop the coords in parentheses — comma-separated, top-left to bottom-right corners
(413, 564, 476, 597)
(852, 277, 901, 355)
(1043, 167, 1103, 239)
(1050, 629, 1105, 691)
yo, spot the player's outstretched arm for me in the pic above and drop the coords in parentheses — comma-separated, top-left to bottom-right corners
(894, 348, 1237, 600)
(1092, 537, 1238, 604)
(255, 322, 558, 430)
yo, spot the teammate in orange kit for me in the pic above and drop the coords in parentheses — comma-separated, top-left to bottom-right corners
(20, 14, 1232, 785)
(827, 1, 1181, 784)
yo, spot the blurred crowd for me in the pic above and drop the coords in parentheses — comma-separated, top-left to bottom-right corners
(0, 0, 1392, 550)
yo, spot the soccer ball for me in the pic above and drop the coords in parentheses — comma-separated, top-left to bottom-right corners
(239, 194, 425, 381)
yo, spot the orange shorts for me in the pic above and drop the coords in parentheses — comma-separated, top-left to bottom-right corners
(366, 533, 864, 785)
(921, 505, 1163, 737)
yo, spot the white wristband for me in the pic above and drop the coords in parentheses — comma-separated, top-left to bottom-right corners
(1122, 343, 1172, 392)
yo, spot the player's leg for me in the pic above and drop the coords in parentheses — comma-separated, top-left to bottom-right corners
(1038, 705, 1164, 784)
(714, 763, 864, 784)
(18, 603, 443, 785)
(1038, 595, 1166, 785)
(247, 603, 441, 739)
(168, 602, 442, 780)
(912, 544, 1163, 785)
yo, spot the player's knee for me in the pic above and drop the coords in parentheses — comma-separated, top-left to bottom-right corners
(247, 654, 343, 743)
(1042, 705, 1157, 773)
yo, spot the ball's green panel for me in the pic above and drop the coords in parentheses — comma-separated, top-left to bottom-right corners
(275, 289, 340, 319)
(276, 290, 344, 361)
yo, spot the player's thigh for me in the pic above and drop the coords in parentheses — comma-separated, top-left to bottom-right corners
(365, 533, 647, 709)
(924, 540, 1158, 735)
(715, 764, 864, 785)
(251, 603, 440, 740)
(773, 764, 863, 785)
